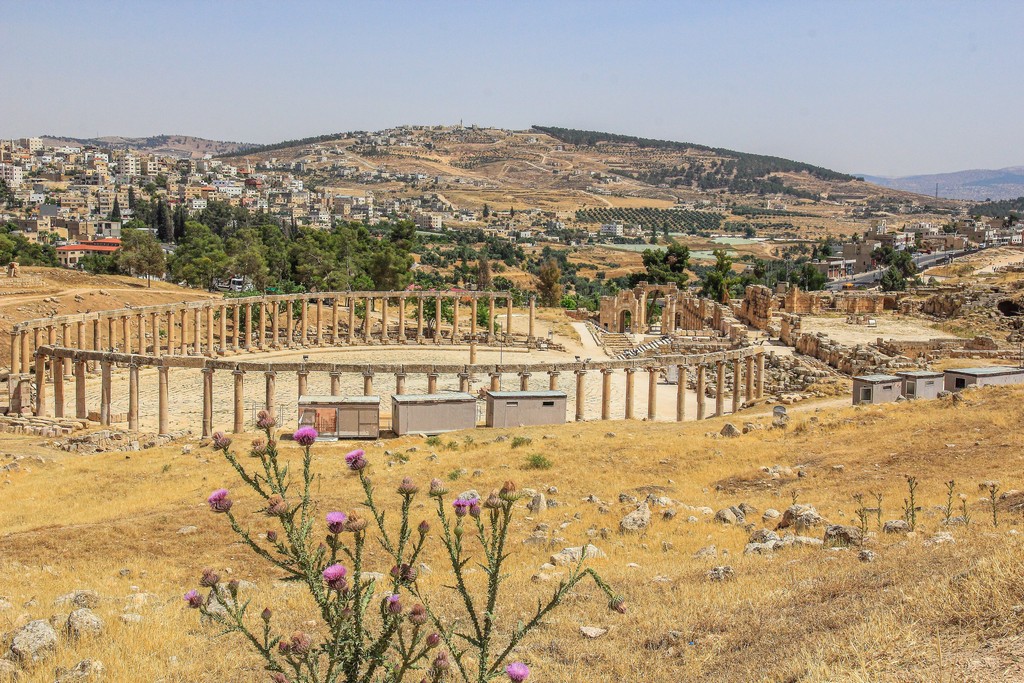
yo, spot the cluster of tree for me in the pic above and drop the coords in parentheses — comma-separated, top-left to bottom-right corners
(575, 207, 724, 235)
(533, 126, 851, 197)
(0, 223, 59, 266)
(215, 132, 345, 158)
(873, 246, 919, 291)
(970, 196, 1024, 218)
(79, 222, 165, 285)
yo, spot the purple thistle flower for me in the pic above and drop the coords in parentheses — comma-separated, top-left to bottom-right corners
(183, 589, 203, 609)
(453, 495, 479, 518)
(345, 449, 367, 471)
(322, 563, 348, 591)
(326, 511, 347, 534)
(506, 662, 530, 682)
(293, 426, 318, 447)
(385, 593, 402, 615)
(207, 488, 232, 513)
(469, 501, 482, 518)
(211, 431, 231, 451)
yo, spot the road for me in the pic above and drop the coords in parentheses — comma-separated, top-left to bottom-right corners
(826, 248, 977, 290)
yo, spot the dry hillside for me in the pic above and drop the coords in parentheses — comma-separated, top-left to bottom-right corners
(1, 386, 1023, 681)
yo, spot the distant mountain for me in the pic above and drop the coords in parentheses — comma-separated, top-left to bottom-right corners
(863, 167, 1024, 201)
(39, 134, 255, 159)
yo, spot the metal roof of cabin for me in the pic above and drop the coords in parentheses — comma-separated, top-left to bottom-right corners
(896, 370, 944, 378)
(945, 367, 1024, 377)
(392, 392, 476, 403)
(853, 374, 902, 383)
(486, 391, 567, 399)
(298, 395, 381, 404)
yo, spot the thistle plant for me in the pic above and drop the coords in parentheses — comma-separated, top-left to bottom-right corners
(853, 494, 869, 537)
(903, 477, 918, 531)
(872, 492, 884, 529)
(943, 480, 956, 525)
(184, 413, 622, 683)
(960, 494, 972, 527)
(988, 482, 1000, 528)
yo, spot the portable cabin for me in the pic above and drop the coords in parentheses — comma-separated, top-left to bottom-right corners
(851, 374, 903, 405)
(943, 366, 1024, 392)
(896, 370, 944, 400)
(484, 390, 567, 428)
(297, 395, 381, 440)
(391, 392, 477, 436)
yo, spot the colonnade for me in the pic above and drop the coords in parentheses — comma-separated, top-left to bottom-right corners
(31, 346, 767, 438)
(9, 291, 536, 376)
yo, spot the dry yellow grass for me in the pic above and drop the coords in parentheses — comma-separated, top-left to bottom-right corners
(2, 387, 1024, 681)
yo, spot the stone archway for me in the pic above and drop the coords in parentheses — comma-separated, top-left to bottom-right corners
(619, 310, 633, 333)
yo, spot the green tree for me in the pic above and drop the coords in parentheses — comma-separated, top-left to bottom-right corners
(109, 196, 122, 221)
(168, 222, 229, 288)
(641, 242, 690, 287)
(699, 249, 738, 303)
(880, 266, 907, 291)
(117, 227, 165, 286)
(477, 255, 492, 289)
(536, 259, 563, 307)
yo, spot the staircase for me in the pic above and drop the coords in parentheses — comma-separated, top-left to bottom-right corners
(602, 333, 636, 356)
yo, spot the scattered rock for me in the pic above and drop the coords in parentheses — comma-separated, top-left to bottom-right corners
(748, 529, 780, 545)
(8, 619, 57, 663)
(579, 626, 608, 639)
(550, 544, 605, 566)
(694, 545, 717, 558)
(177, 526, 198, 535)
(120, 613, 143, 624)
(776, 504, 826, 531)
(858, 549, 876, 563)
(528, 494, 547, 514)
(714, 506, 745, 525)
(66, 608, 105, 639)
(927, 531, 955, 546)
(619, 502, 651, 533)
(708, 566, 734, 582)
(55, 590, 100, 609)
(720, 423, 741, 438)
(882, 519, 911, 534)
(762, 508, 780, 521)
(823, 524, 862, 548)
(54, 658, 105, 682)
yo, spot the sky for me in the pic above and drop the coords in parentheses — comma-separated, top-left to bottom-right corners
(1, 0, 1021, 177)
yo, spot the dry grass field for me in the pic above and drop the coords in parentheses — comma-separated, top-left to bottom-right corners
(2, 385, 1024, 682)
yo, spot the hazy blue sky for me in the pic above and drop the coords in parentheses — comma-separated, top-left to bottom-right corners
(2, 1, 1021, 176)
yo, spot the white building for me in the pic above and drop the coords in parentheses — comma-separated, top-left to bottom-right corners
(0, 163, 24, 188)
(600, 222, 624, 237)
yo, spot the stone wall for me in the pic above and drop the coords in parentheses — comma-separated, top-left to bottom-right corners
(793, 332, 917, 376)
(737, 285, 776, 330)
(783, 286, 896, 316)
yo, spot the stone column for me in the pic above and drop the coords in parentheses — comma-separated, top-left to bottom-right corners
(519, 371, 530, 391)
(20, 329, 30, 373)
(100, 359, 112, 426)
(244, 302, 253, 350)
(416, 296, 424, 342)
(648, 367, 659, 420)
(121, 316, 131, 354)
(74, 359, 87, 419)
(451, 297, 459, 343)
(434, 296, 442, 344)
(137, 314, 146, 357)
(363, 297, 372, 342)
(470, 297, 478, 339)
(127, 363, 139, 431)
(395, 372, 407, 395)
(624, 368, 635, 419)
(76, 320, 85, 352)
(528, 296, 536, 341)
(219, 305, 228, 354)
(158, 365, 169, 436)
(264, 370, 276, 421)
(397, 297, 406, 344)
(179, 308, 189, 355)
(53, 356, 65, 418)
(489, 372, 501, 392)
(715, 360, 726, 417)
(601, 368, 613, 420)
(505, 297, 513, 339)
(574, 369, 586, 422)
(297, 369, 308, 400)
(165, 311, 175, 355)
(35, 354, 48, 417)
(202, 368, 214, 437)
(458, 372, 470, 393)
(363, 370, 374, 396)
(233, 368, 245, 434)
(332, 297, 340, 344)
(548, 370, 560, 391)
(756, 352, 766, 399)
(380, 297, 389, 344)
(299, 299, 308, 347)
(426, 372, 438, 394)
(90, 321, 100, 369)
(150, 312, 161, 357)
(696, 365, 707, 420)
(206, 306, 215, 356)
(488, 297, 496, 341)
(62, 323, 72, 378)
(10, 330, 19, 375)
(347, 297, 356, 345)
(273, 301, 282, 349)
(194, 308, 203, 354)
(316, 298, 324, 346)
(106, 318, 115, 352)
(732, 358, 742, 414)
(745, 356, 755, 402)
(676, 365, 686, 422)
(286, 301, 295, 348)
(470, 342, 477, 364)
(232, 303, 241, 352)
(46, 327, 57, 380)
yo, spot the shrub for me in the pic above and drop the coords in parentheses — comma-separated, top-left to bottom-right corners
(425, 436, 441, 447)
(186, 416, 622, 683)
(524, 453, 553, 470)
(510, 436, 532, 450)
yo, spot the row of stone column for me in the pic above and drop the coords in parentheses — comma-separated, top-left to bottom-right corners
(11, 293, 536, 374)
(36, 349, 765, 438)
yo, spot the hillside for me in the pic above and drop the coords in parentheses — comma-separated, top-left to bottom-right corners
(39, 134, 254, 158)
(1, 382, 1023, 681)
(865, 166, 1024, 201)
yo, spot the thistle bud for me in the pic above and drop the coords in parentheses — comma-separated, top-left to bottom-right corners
(432, 651, 450, 672)
(256, 410, 277, 430)
(499, 480, 518, 501)
(483, 490, 502, 509)
(270, 673, 290, 683)
(251, 438, 267, 456)
(344, 514, 368, 533)
(417, 519, 430, 536)
(266, 494, 288, 516)
(289, 631, 312, 655)
(409, 603, 428, 625)
(199, 568, 220, 587)
(609, 596, 627, 614)
(212, 431, 232, 451)
(227, 579, 240, 599)
(385, 593, 403, 615)
(266, 530, 278, 543)
(429, 478, 448, 498)
(426, 632, 440, 648)
(397, 477, 419, 495)
(261, 607, 272, 623)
